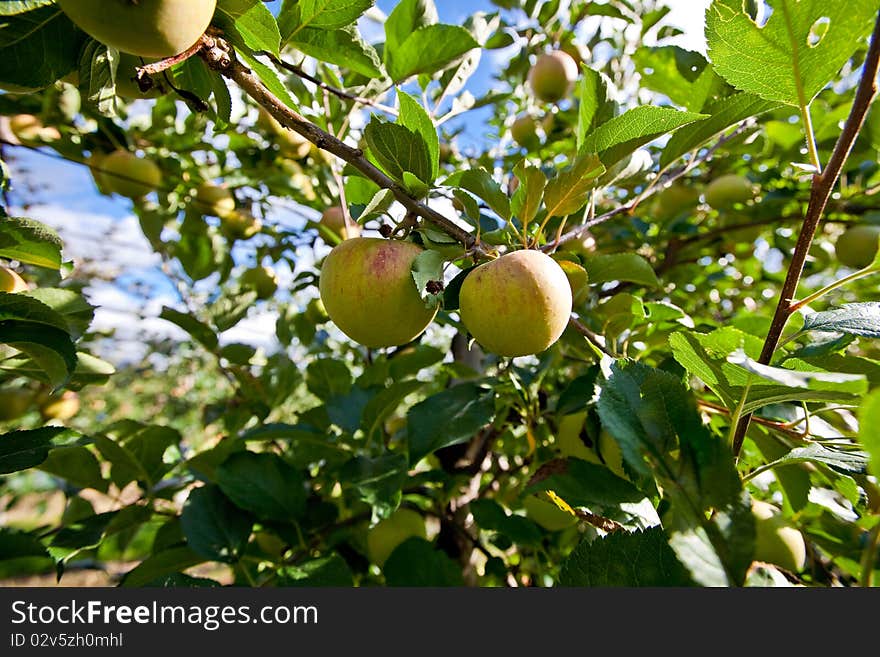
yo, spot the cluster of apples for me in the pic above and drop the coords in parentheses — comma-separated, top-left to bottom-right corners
(318, 233, 573, 357)
(511, 50, 580, 149)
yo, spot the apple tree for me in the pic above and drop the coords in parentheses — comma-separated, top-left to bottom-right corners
(1, 0, 879, 587)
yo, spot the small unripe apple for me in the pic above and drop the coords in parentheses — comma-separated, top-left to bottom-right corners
(39, 391, 80, 422)
(240, 266, 278, 300)
(704, 174, 756, 209)
(57, 0, 217, 58)
(511, 114, 539, 149)
(195, 183, 236, 219)
(528, 50, 579, 103)
(258, 108, 311, 159)
(86, 152, 113, 195)
(752, 500, 806, 572)
(102, 150, 162, 199)
(653, 183, 699, 219)
(366, 508, 427, 566)
(304, 297, 328, 323)
(459, 250, 572, 357)
(834, 225, 880, 269)
(523, 495, 577, 531)
(0, 388, 33, 421)
(559, 232, 597, 258)
(0, 266, 28, 293)
(320, 206, 362, 241)
(319, 238, 438, 348)
(8, 114, 60, 144)
(221, 210, 262, 240)
(114, 53, 171, 99)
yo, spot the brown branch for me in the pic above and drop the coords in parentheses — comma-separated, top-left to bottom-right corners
(731, 11, 880, 457)
(197, 34, 478, 250)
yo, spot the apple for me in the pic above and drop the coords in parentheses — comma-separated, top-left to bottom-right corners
(511, 114, 539, 150)
(653, 183, 699, 219)
(304, 297, 329, 323)
(86, 152, 113, 195)
(320, 206, 361, 241)
(114, 53, 172, 99)
(319, 238, 438, 348)
(258, 108, 311, 159)
(240, 266, 278, 300)
(366, 508, 427, 566)
(57, 0, 217, 58)
(751, 500, 807, 572)
(101, 150, 162, 199)
(459, 250, 572, 357)
(195, 183, 236, 219)
(0, 266, 28, 293)
(0, 389, 33, 422)
(523, 495, 577, 531)
(704, 174, 756, 209)
(8, 114, 60, 144)
(221, 210, 262, 240)
(834, 225, 880, 269)
(39, 391, 80, 422)
(559, 231, 597, 258)
(528, 50, 579, 103)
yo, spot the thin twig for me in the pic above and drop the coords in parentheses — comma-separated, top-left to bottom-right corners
(731, 11, 880, 457)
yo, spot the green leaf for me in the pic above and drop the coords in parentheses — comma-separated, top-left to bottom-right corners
(38, 446, 108, 492)
(305, 358, 352, 398)
(407, 382, 495, 465)
(582, 254, 660, 288)
(660, 92, 781, 168)
(597, 360, 753, 586)
(278, 553, 354, 586)
(364, 120, 432, 186)
(0, 217, 63, 269)
(0, 3, 82, 91)
(237, 47, 298, 110)
(632, 46, 721, 112)
(360, 380, 424, 443)
(121, 546, 205, 587)
(387, 25, 479, 82)
(410, 249, 446, 305)
(802, 303, 880, 339)
(216, 451, 307, 521)
(160, 306, 219, 350)
(338, 453, 408, 517)
(576, 68, 617, 151)
(510, 160, 547, 226)
(859, 390, 880, 477)
(444, 168, 511, 220)
(25, 288, 94, 340)
(398, 92, 439, 182)
(93, 423, 180, 489)
(357, 189, 395, 223)
(0, 427, 86, 475)
(756, 443, 868, 476)
(181, 485, 253, 563)
(469, 499, 543, 545)
(560, 527, 694, 586)
(543, 154, 604, 219)
(705, 0, 877, 105)
(526, 458, 655, 522)
(383, 538, 464, 586)
(216, 0, 282, 55)
(280, 0, 373, 35)
(727, 349, 867, 394)
(288, 25, 384, 78)
(385, 0, 438, 56)
(581, 106, 706, 167)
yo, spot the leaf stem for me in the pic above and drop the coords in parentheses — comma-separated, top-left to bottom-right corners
(790, 265, 880, 312)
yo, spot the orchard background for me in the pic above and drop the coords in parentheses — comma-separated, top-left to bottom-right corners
(1, 0, 879, 587)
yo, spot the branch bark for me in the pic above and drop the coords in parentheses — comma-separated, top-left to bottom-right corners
(731, 11, 880, 457)
(196, 35, 478, 251)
